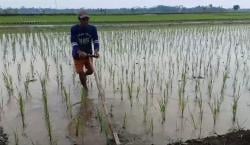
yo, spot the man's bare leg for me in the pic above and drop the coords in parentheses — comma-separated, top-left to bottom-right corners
(79, 72, 87, 90)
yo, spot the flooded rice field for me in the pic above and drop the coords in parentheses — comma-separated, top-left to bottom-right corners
(1, 24, 250, 145)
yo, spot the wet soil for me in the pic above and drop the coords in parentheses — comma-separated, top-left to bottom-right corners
(0, 127, 8, 145)
(169, 130, 250, 145)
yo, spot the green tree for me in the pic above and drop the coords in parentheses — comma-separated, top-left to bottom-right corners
(233, 5, 240, 11)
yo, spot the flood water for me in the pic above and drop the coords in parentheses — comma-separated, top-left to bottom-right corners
(1, 23, 250, 145)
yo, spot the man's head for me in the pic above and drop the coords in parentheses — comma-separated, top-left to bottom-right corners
(78, 10, 90, 25)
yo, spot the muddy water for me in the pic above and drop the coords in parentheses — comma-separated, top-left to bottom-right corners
(1, 24, 250, 145)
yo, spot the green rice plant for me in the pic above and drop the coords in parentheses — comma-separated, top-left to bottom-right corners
(14, 130, 19, 145)
(136, 85, 140, 102)
(59, 64, 64, 93)
(122, 112, 127, 129)
(30, 61, 35, 79)
(43, 57, 49, 79)
(207, 77, 213, 100)
(180, 96, 188, 118)
(127, 82, 133, 107)
(189, 108, 197, 130)
(158, 98, 166, 124)
(120, 81, 123, 101)
(194, 80, 200, 100)
(150, 118, 154, 136)
(18, 92, 25, 129)
(2, 72, 14, 102)
(24, 74, 32, 98)
(208, 97, 221, 127)
(96, 108, 111, 140)
(220, 71, 229, 101)
(143, 103, 148, 123)
(40, 77, 55, 145)
(62, 86, 72, 118)
(197, 95, 204, 136)
(150, 83, 154, 99)
(232, 86, 241, 124)
(17, 63, 21, 82)
(75, 115, 81, 137)
(110, 104, 113, 118)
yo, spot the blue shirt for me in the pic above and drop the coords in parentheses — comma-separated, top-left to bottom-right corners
(71, 24, 99, 59)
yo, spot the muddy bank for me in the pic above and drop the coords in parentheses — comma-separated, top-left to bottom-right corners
(169, 130, 250, 145)
(0, 127, 8, 145)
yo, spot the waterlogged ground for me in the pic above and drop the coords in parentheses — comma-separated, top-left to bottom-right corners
(1, 23, 250, 145)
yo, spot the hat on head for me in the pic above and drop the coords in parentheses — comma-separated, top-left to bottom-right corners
(78, 10, 90, 19)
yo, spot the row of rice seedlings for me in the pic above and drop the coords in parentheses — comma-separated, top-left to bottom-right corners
(40, 77, 56, 145)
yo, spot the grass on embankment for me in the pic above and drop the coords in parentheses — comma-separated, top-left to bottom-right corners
(0, 12, 250, 25)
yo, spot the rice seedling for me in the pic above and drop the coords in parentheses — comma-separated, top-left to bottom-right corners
(2, 72, 14, 102)
(43, 57, 50, 79)
(120, 81, 123, 101)
(14, 130, 19, 145)
(180, 96, 188, 118)
(127, 82, 133, 107)
(197, 95, 204, 137)
(189, 108, 197, 130)
(143, 103, 148, 123)
(17, 63, 21, 82)
(159, 98, 167, 124)
(136, 85, 140, 102)
(150, 118, 154, 136)
(24, 74, 32, 98)
(232, 86, 241, 124)
(40, 77, 55, 145)
(208, 97, 221, 127)
(30, 61, 35, 79)
(110, 104, 113, 118)
(122, 112, 127, 129)
(18, 92, 26, 129)
(220, 70, 229, 101)
(62, 86, 72, 118)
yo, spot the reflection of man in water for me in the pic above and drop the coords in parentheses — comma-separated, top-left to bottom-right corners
(71, 10, 100, 90)
(67, 97, 106, 145)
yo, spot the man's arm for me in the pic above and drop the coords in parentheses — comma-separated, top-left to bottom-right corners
(71, 26, 80, 59)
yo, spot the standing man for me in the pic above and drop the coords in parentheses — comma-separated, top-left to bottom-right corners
(71, 10, 100, 90)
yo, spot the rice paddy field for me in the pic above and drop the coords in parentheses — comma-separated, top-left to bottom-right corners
(1, 23, 250, 145)
(1, 12, 250, 25)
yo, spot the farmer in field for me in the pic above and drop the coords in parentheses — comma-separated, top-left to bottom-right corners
(71, 10, 100, 90)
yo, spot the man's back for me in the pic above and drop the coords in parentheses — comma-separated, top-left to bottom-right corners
(71, 24, 99, 54)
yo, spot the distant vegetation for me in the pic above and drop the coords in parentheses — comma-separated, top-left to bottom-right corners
(0, 4, 247, 15)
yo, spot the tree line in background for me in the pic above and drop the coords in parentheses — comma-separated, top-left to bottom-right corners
(0, 4, 243, 15)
